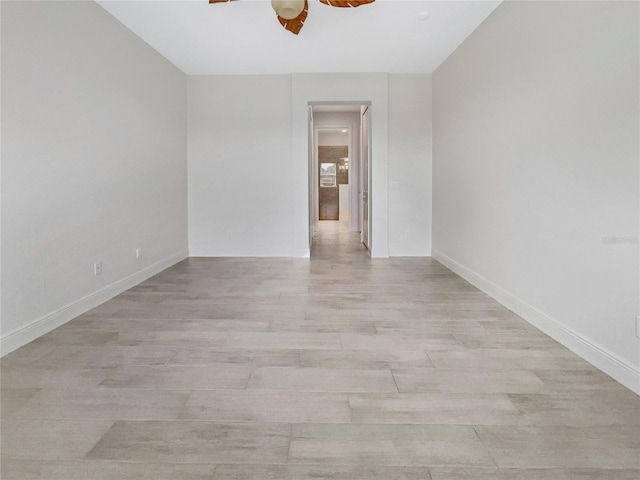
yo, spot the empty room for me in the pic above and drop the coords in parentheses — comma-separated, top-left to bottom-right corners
(1, 0, 638, 479)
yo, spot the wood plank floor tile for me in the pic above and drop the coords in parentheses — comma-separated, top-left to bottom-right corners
(453, 331, 562, 350)
(0, 343, 55, 368)
(475, 425, 640, 468)
(212, 464, 432, 479)
(182, 390, 350, 423)
(0, 460, 215, 480)
(87, 421, 290, 464)
(427, 347, 592, 370)
(508, 392, 640, 427)
(430, 468, 640, 480)
(289, 424, 495, 467)
(268, 318, 377, 333)
(298, 348, 433, 369)
(247, 366, 398, 392)
(166, 347, 301, 367)
(31, 345, 175, 369)
(392, 367, 545, 394)
(349, 393, 527, 425)
(0, 366, 115, 390)
(375, 319, 487, 335)
(224, 332, 342, 350)
(341, 333, 461, 351)
(533, 368, 635, 394)
(31, 331, 118, 347)
(108, 331, 228, 348)
(1, 418, 114, 461)
(0, 388, 40, 419)
(99, 365, 251, 390)
(13, 388, 191, 420)
(304, 307, 407, 322)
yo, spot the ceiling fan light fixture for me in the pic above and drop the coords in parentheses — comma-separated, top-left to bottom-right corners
(210, 0, 374, 35)
(271, 0, 305, 20)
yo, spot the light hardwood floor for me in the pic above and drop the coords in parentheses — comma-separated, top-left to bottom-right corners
(1, 221, 639, 479)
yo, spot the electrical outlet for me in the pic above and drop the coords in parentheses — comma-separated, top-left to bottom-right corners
(94, 261, 103, 276)
(135, 247, 142, 259)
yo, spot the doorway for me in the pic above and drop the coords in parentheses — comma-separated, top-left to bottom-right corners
(318, 129, 349, 221)
(308, 102, 372, 253)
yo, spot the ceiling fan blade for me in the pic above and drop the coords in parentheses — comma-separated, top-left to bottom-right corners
(209, 0, 238, 3)
(318, 0, 374, 7)
(277, 0, 308, 35)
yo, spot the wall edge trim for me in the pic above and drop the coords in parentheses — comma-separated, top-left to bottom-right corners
(0, 249, 189, 357)
(432, 249, 640, 395)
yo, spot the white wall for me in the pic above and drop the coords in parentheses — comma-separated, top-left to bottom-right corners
(433, 1, 639, 392)
(0, 0, 3, 340)
(189, 73, 432, 258)
(318, 130, 349, 147)
(1, 1, 188, 353)
(188, 75, 293, 256)
(388, 74, 432, 256)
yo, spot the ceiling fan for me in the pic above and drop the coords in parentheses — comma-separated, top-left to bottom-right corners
(209, 0, 375, 35)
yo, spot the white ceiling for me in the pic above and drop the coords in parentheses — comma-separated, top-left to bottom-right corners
(97, 0, 501, 75)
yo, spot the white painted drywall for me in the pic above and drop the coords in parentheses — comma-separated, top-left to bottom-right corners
(388, 74, 432, 256)
(1, 1, 188, 352)
(339, 185, 349, 224)
(433, 1, 639, 391)
(318, 130, 349, 147)
(188, 73, 432, 258)
(188, 75, 293, 256)
(0, 0, 3, 337)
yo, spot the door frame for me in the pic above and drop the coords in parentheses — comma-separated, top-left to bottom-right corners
(361, 105, 372, 250)
(307, 101, 374, 255)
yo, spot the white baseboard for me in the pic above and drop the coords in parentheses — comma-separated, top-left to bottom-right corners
(432, 249, 640, 395)
(0, 249, 189, 357)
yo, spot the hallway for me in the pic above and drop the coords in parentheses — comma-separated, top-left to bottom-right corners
(1, 227, 639, 479)
(310, 220, 369, 262)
